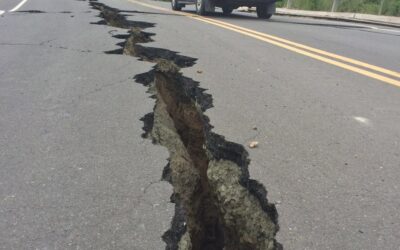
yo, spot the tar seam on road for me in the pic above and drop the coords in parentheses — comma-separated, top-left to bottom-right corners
(89, 1, 281, 249)
(127, 0, 400, 88)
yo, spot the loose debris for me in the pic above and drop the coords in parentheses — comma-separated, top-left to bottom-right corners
(249, 141, 259, 148)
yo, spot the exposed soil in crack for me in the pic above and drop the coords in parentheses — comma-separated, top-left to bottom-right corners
(90, 1, 154, 29)
(89, 1, 281, 249)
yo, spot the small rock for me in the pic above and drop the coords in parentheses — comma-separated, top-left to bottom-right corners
(197, 70, 203, 74)
(248, 141, 259, 148)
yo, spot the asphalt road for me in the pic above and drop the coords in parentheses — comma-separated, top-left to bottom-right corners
(1, 0, 399, 249)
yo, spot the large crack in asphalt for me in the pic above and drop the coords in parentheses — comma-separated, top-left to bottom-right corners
(89, 1, 281, 249)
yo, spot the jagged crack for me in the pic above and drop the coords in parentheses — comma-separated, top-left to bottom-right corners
(89, 2, 281, 249)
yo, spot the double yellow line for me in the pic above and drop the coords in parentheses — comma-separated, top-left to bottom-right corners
(128, 0, 400, 88)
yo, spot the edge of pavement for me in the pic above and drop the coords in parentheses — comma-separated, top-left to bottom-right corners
(276, 8, 400, 28)
(238, 7, 400, 28)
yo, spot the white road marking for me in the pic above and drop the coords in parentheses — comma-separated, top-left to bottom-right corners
(353, 116, 372, 126)
(9, 0, 29, 12)
(0, 10, 5, 15)
(363, 25, 400, 33)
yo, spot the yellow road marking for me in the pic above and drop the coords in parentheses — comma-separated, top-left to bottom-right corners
(128, 0, 400, 88)
(199, 16, 400, 79)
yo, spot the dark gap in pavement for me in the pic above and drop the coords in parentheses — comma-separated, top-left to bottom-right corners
(89, 1, 155, 29)
(104, 27, 195, 68)
(15, 10, 77, 14)
(15, 10, 46, 13)
(89, 1, 281, 249)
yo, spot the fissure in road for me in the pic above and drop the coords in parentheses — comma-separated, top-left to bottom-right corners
(89, 1, 280, 249)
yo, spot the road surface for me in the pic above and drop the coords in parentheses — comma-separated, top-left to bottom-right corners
(1, 0, 399, 249)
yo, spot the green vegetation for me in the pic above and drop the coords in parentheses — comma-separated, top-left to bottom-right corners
(276, 0, 400, 16)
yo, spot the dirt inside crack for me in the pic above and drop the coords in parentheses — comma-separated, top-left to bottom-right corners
(89, 1, 281, 249)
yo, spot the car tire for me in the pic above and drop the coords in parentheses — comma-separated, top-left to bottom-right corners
(171, 0, 182, 11)
(196, 0, 207, 15)
(222, 6, 233, 15)
(256, 4, 272, 19)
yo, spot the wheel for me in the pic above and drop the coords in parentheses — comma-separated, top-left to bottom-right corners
(171, 0, 182, 11)
(196, 0, 207, 15)
(256, 4, 272, 19)
(222, 6, 233, 15)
